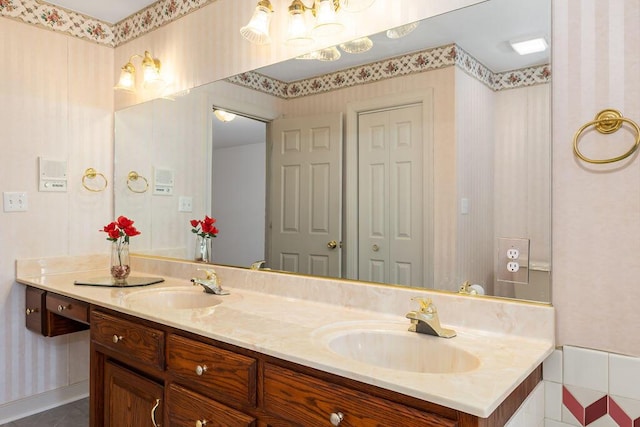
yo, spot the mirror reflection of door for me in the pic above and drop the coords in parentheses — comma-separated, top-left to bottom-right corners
(211, 114, 267, 267)
(358, 104, 424, 286)
(269, 113, 343, 277)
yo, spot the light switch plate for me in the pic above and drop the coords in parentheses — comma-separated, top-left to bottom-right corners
(497, 237, 530, 284)
(178, 196, 193, 212)
(3, 191, 28, 212)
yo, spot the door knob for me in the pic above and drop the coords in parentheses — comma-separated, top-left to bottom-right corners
(372, 244, 380, 252)
(327, 240, 338, 249)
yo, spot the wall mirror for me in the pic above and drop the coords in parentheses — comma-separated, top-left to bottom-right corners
(115, 0, 551, 303)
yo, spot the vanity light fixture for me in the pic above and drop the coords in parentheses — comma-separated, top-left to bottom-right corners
(114, 51, 165, 93)
(214, 109, 237, 122)
(243, 0, 375, 46)
(509, 37, 548, 55)
(240, 0, 274, 45)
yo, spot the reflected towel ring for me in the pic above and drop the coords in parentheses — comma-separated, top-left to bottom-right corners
(573, 109, 640, 164)
(82, 168, 108, 192)
(126, 171, 149, 193)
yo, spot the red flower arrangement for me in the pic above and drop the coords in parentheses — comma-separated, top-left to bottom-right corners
(101, 215, 141, 244)
(190, 215, 219, 238)
(100, 216, 141, 283)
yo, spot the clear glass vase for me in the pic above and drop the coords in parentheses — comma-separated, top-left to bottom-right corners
(110, 241, 131, 285)
(195, 235, 212, 263)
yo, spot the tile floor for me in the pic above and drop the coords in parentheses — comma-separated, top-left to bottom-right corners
(0, 398, 89, 427)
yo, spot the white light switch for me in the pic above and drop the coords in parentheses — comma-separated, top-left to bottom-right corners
(178, 196, 193, 212)
(3, 192, 28, 212)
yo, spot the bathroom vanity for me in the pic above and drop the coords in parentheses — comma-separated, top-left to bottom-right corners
(16, 255, 554, 426)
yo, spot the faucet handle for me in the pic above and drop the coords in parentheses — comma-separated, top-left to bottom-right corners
(411, 297, 435, 315)
(197, 268, 218, 281)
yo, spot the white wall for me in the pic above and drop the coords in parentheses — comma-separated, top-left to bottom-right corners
(0, 18, 113, 410)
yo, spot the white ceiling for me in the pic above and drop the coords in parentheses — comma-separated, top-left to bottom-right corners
(42, 0, 157, 24)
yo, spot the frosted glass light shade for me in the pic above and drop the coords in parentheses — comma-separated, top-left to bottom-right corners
(214, 110, 236, 122)
(312, 0, 344, 37)
(286, 1, 313, 46)
(386, 21, 419, 39)
(114, 63, 135, 92)
(339, 36, 373, 54)
(315, 46, 341, 61)
(240, 0, 273, 45)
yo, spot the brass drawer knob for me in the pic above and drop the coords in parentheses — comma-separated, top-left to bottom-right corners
(57, 304, 67, 312)
(329, 412, 344, 426)
(196, 420, 208, 427)
(195, 365, 208, 376)
(112, 335, 124, 343)
(26, 308, 39, 315)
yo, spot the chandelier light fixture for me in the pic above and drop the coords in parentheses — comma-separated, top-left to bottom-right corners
(242, 0, 376, 47)
(114, 51, 165, 93)
(386, 21, 419, 39)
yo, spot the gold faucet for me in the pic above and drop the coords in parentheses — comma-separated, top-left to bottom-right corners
(405, 297, 456, 338)
(191, 268, 229, 295)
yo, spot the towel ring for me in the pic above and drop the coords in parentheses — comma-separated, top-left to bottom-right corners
(573, 109, 640, 164)
(126, 171, 149, 193)
(82, 168, 108, 192)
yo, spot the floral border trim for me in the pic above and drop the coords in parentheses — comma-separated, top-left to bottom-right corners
(112, 0, 214, 46)
(0, 0, 214, 46)
(0, 0, 115, 44)
(226, 44, 552, 99)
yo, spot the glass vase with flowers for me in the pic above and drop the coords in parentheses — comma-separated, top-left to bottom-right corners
(190, 215, 218, 263)
(101, 216, 141, 285)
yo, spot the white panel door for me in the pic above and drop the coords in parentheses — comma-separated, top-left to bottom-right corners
(358, 104, 423, 286)
(269, 113, 342, 277)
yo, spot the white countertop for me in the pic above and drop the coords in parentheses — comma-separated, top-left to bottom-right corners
(16, 255, 555, 418)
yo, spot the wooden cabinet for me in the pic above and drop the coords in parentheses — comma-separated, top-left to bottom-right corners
(263, 363, 457, 427)
(104, 361, 163, 427)
(87, 307, 540, 427)
(25, 286, 88, 337)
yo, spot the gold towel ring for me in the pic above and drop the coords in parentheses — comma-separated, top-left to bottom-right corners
(82, 168, 108, 192)
(127, 171, 149, 193)
(573, 109, 640, 164)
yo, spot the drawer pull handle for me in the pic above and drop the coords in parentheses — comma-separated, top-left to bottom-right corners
(25, 308, 39, 315)
(195, 365, 208, 376)
(151, 398, 161, 427)
(329, 412, 344, 426)
(57, 304, 67, 312)
(112, 335, 124, 343)
(196, 420, 208, 427)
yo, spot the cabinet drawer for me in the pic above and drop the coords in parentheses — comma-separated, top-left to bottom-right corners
(264, 364, 458, 427)
(167, 334, 257, 406)
(46, 293, 89, 324)
(25, 287, 88, 337)
(167, 383, 255, 427)
(91, 310, 165, 370)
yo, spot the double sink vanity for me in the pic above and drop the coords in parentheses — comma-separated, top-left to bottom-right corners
(16, 254, 554, 426)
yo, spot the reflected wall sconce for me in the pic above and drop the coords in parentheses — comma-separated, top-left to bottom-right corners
(214, 109, 237, 122)
(241, 0, 375, 47)
(114, 51, 166, 93)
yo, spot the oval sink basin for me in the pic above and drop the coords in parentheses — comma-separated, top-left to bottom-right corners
(123, 287, 232, 310)
(321, 327, 480, 374)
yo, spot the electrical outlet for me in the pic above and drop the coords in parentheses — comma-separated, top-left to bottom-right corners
(497, 237, 530, 284)
(506, 248, 520, 259)
(3, 192, 28, 212)
(507, 261, 520, 272)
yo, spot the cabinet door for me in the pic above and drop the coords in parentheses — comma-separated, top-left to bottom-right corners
(104, 361, 163, 427)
